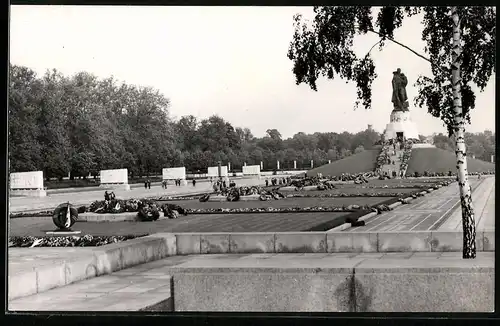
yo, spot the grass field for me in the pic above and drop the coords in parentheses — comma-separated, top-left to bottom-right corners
(279, 188, 419, 196)
(157, 196, 393, 209)
(406, 148, 495, 174)
(306, 149, 380, 177)
(9, 212, 351, 236)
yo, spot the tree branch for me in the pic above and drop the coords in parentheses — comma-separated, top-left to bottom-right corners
(363, 27, 447, 74)
(365, 40, 383, 58)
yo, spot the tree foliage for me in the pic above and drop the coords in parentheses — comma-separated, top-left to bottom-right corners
(288, 6, 496, 135)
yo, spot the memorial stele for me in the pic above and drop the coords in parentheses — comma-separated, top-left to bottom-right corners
(99, 168, 131, 191)
(9, 171, 47, 197)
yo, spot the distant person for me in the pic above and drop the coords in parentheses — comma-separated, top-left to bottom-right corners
(192, 179, 196, 187)
(104, 191, 110, 201)
(223, 180, 227, 189)
(144, 181, 148, 189)
(147, 179, 151, 189)
(265, 179, 269, 187)
(110, 191, 116, 200)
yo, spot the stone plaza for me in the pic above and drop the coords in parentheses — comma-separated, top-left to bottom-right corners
(7, 173, 495, 312)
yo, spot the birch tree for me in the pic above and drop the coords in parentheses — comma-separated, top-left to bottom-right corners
(287, 6, 495, 258)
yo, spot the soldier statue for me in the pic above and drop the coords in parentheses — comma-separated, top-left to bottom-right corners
(392, 68, 410, 112)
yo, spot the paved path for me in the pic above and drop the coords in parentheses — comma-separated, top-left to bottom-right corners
(9, 178, 265, 213)
(9, 247, 96, 275)
(345, 178, 483, 232)
(9, 251, 494, 311)
(439, 176, 495, 231)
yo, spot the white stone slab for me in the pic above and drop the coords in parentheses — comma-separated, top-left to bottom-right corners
(10, 171, 44, 190)
(412, 143, 436, 148)
(163, 167, 186, 180)
(100, 169, 128, 184)
(243, 165, 261, 176)
(208, 166, 229, 177)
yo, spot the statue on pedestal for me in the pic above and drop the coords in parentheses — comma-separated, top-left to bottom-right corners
(391, 68, 409, 112)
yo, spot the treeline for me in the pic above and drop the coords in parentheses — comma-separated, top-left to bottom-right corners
(431, 132, 495, 162)
(8, 65, 495, 180)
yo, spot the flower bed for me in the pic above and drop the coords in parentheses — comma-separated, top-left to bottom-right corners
(285, 191, 418, 198)
(8, 234, 143, 248)
(411, 170, 495, 178)
(10, 210, 55, 218)
(375, 141, 391, 174)
(348, 181, 451, 189)
(154, 195, 203, 201)
(185, 205, 367, 214)
(196, 186, 286, 202)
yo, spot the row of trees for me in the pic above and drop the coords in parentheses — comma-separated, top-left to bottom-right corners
(9, 64, 494, 180)
(432, 131, 495, 162)
(7, 63, 378, 178)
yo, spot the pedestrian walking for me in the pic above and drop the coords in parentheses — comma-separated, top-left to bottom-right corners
(144, 180, 147, 189)
(192, 179, 196, 187)
(147, 179, 151, 189)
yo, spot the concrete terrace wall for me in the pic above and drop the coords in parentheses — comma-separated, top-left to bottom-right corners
(174, 231, 495, 255)
(170, 256, 493, 312)
(9, 231, 494, 312)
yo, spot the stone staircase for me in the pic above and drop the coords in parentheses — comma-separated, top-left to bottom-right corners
(380, 147, 404, 178)
(399, 141, 414, 177)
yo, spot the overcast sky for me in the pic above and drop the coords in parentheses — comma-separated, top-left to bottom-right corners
(10, 6, 495, 138)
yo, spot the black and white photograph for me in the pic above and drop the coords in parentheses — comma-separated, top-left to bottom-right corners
(7, 5, 495, 313)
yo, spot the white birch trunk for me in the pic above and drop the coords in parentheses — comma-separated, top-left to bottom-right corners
(451, 7, 476, 259)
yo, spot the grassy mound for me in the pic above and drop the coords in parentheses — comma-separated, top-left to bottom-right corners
(306, 149, 380, 177)
(406, 148, 495, 175)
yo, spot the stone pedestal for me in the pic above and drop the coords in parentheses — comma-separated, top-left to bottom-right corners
(412, 143, 436, 148)
(10, 189, 47, 197)
(100, 183, 131, 191)
(384, 110, 419, 140)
